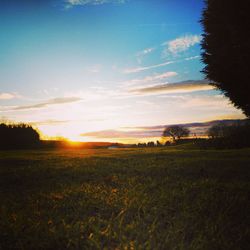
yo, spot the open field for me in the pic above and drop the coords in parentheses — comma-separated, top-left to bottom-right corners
(0, 147, 249, 249)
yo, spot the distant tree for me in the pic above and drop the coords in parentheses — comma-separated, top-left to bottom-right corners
(208, 121, 250, 139)
(206, 122, 250, 148)
(162, 125, 190, 142)
(156, 140, 162, 147)
(208, 124, 228, 139)
(201, 0, 250, 117)
(147, 141, 155, 147)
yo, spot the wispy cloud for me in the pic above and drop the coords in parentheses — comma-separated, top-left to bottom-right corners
(1, 97, 83, 112)
(162, 34, 201, 57)
(184, 55, 200, 61)
(123, 71, 177, 87)
(136, 47, 155, 64)
(180, 95, 232, 110)
(129, 80, 214, 95)
(15, 97, 82, 110)
(123, 55, 200, 74)
(65, 0, 127, 8)
(29, 120, 70, 126)
(81, 129, 162, 139)
(123, 60, 175, 74)
(0, 93, 17, 100)
(142, 71, 178, 82)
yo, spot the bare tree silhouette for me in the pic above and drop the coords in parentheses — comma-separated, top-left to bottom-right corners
(162, 125, 190, 142)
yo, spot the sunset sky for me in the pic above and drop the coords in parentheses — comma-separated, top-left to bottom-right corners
(0, 0, 245, 142)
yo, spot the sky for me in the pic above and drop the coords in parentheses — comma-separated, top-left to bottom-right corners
(0, 0, 245, 142)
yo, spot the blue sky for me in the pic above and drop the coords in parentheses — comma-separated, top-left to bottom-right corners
(0, 0, 245, 142)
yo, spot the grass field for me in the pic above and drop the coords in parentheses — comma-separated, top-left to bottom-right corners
(0, 147, 249, 249)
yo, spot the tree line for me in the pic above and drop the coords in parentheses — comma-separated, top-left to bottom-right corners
(205, 121, 250, 149)
(161, 122, 250, 149)
(0, 121, 249, 150)
(0, 123, 41, 149)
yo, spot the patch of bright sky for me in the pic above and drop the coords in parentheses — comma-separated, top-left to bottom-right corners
(0, 0, 245, 142)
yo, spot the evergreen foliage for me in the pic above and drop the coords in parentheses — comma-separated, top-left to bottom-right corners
(201, 0, 250, 117)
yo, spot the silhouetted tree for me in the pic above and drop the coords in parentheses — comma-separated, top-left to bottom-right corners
(0, 123, 40, 149)
(147, 141, 155, 147)
(208, 124, 228, 138)
(162, 125, 190, 142)
(206, 121, 250, 148)
(201, 0, 250, 117)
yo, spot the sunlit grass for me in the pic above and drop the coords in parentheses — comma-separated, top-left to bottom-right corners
(0, 147, 249, 249)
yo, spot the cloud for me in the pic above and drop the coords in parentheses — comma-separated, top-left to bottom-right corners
(129, 80, 214, 95)
(137, 47, 155, 56)
(184, 55, 200, 61)
(1, 97, 83, 112)
(136, 47, 155, 64)
(65, 0, 127, 7)
(179, 95, 232, 110)
(29, 120, 70, 126)
(123, 55, 200, 74)
(123, 71, 177, 87)
(0, 93, 16, 100)
(81, 129, 162, 139)
(162, 35, 201, 57)
(123, 60, 175, 74)
(143, 72, 178, 82)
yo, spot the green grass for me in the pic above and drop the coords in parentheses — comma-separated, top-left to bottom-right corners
(0, 147, 250, 249)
